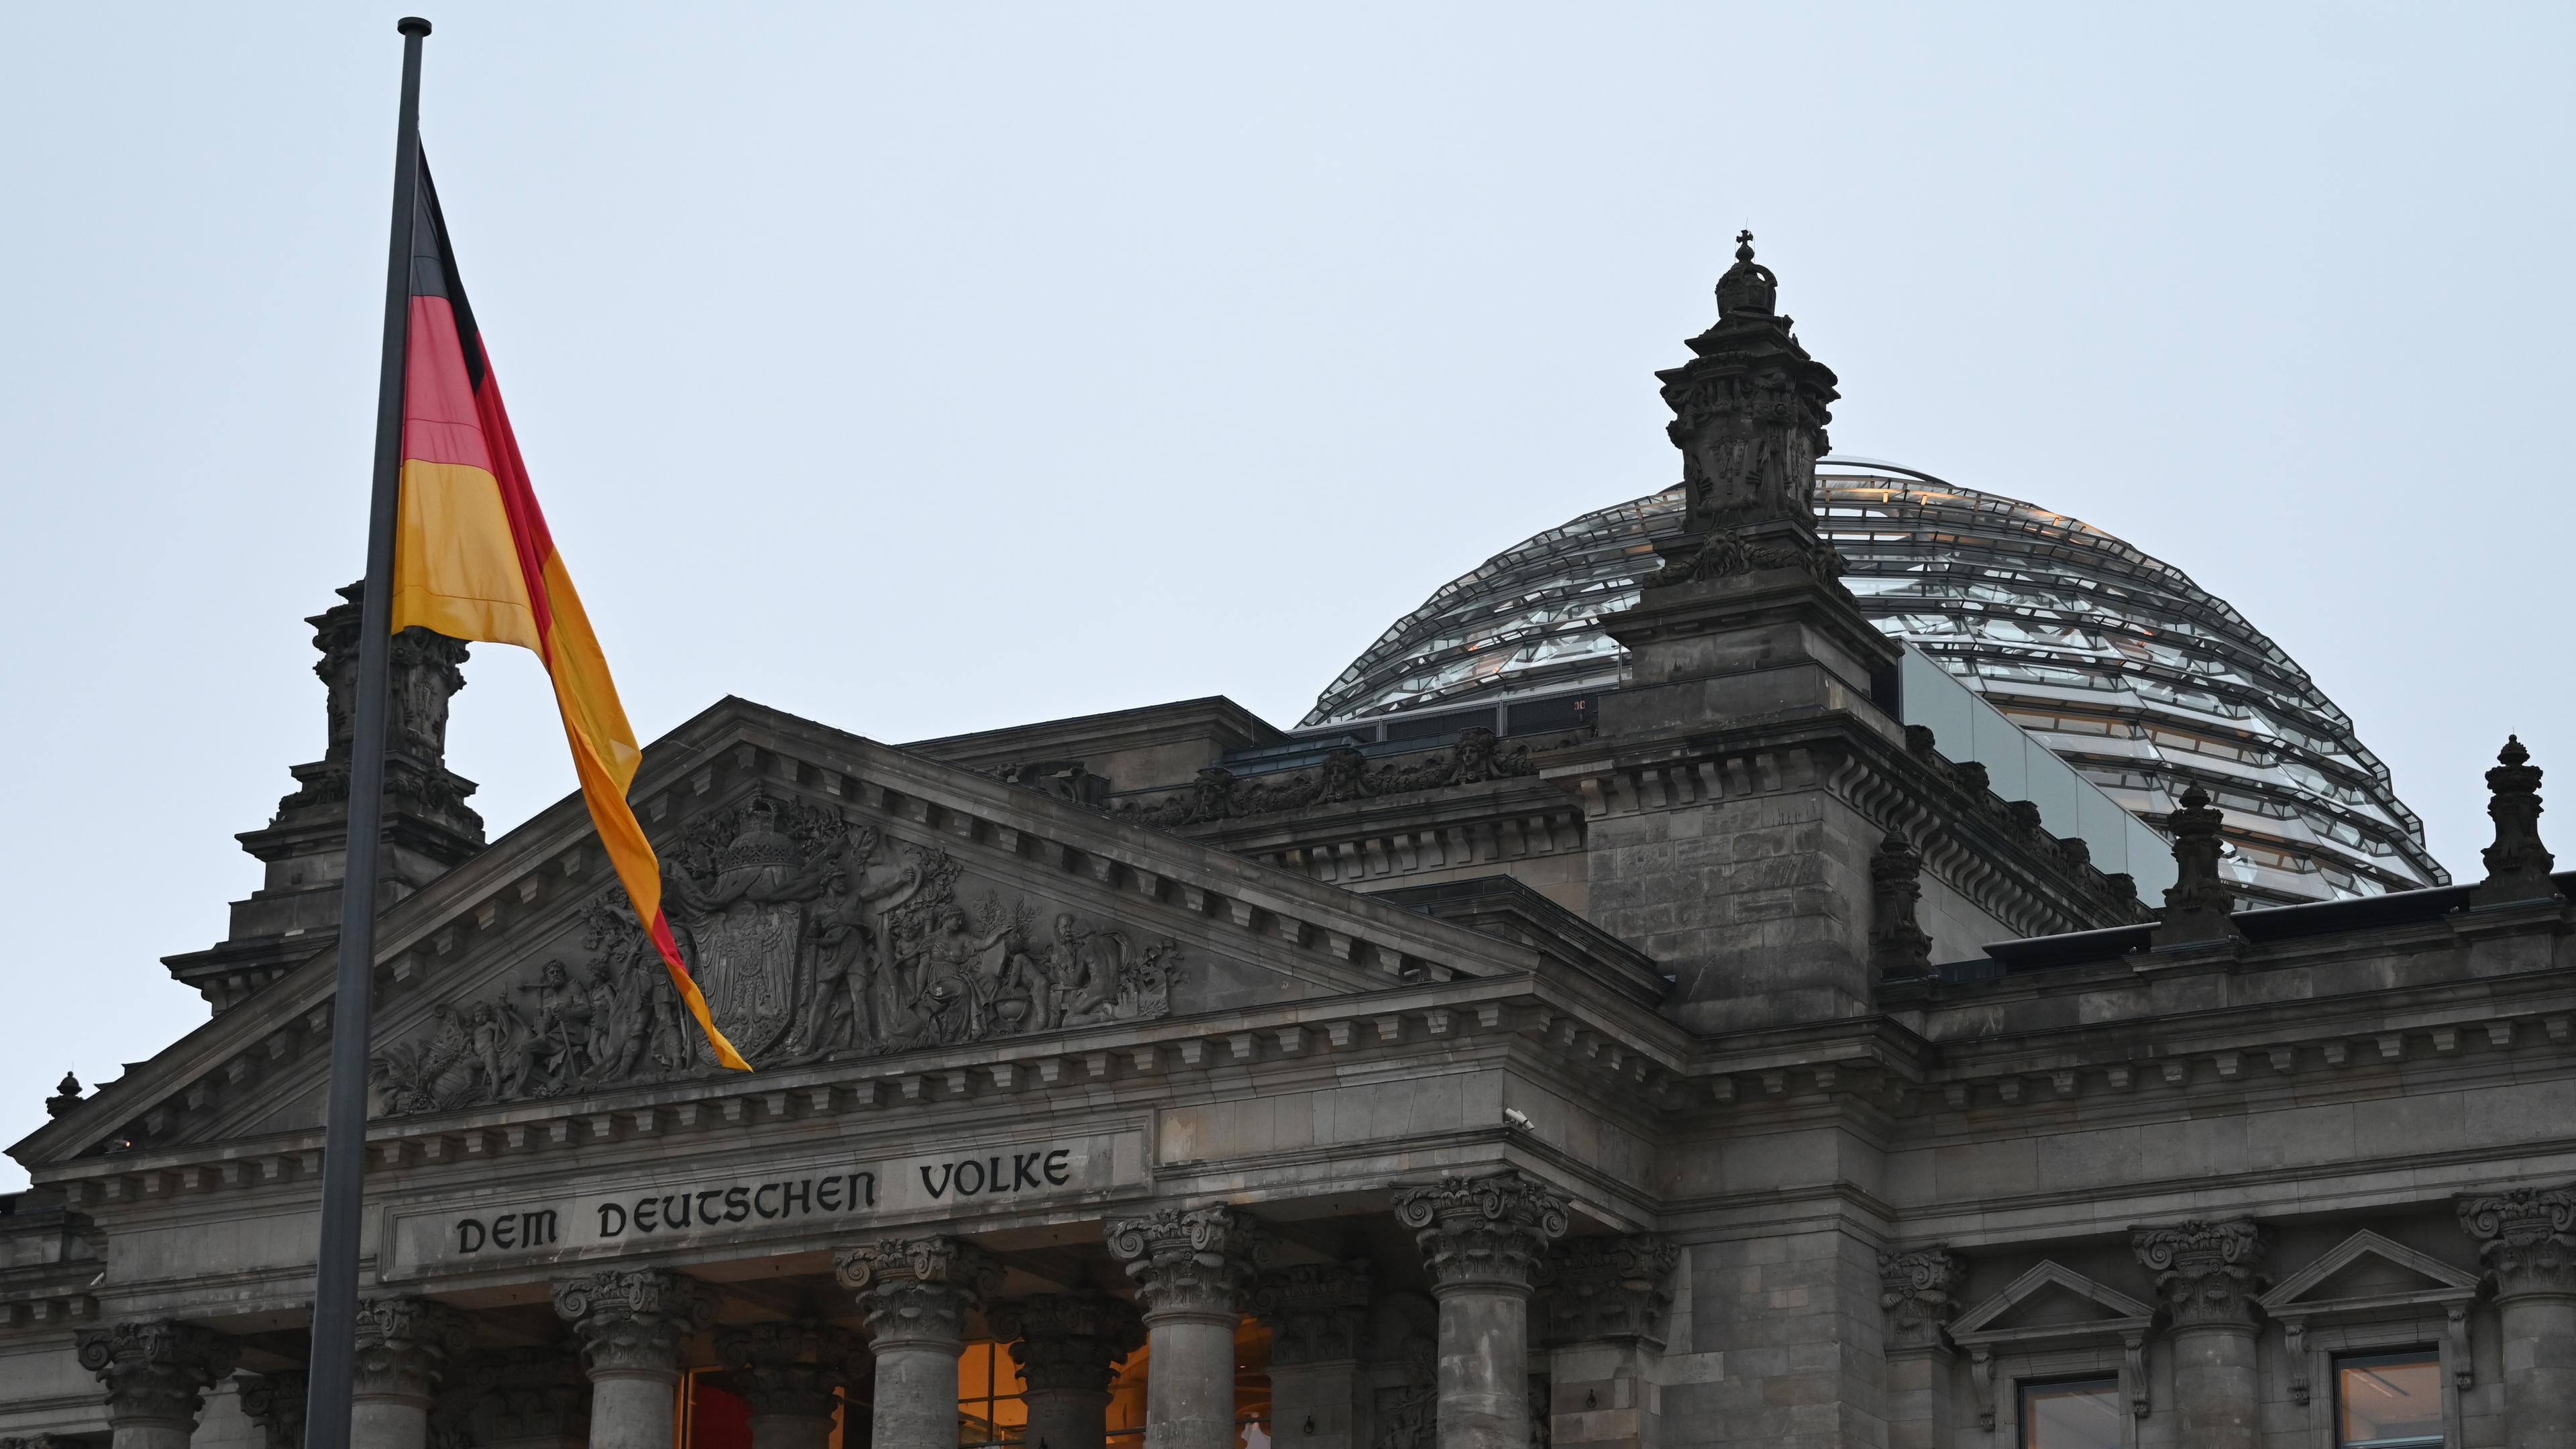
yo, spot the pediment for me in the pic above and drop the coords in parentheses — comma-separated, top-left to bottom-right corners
(2259, 1231, 2479, 1320)
(1951, 1262, 2153, 1348)
(17, 697, 1548, 1171)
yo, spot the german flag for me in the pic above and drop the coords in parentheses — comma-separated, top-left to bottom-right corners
(388, 154, 749, 1072)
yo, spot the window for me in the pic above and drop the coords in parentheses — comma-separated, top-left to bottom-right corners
(959, 1342, 1028, 1446)
(2337, 1350, 2443, 1448)
(2019, 1377, 2121, 1449)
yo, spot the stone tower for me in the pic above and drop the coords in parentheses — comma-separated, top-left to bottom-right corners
(161, 584, 485, 1012)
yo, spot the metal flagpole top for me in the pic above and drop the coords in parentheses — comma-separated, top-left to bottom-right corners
(399, 17, 433, 36)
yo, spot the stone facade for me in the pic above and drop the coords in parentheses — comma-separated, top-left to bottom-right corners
(3, 240, 2568, 1449)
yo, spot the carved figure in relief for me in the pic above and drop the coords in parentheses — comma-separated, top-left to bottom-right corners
(368, 792, 1189, 1117)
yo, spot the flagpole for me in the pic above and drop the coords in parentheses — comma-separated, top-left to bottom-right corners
(304, 17, 431, 1449)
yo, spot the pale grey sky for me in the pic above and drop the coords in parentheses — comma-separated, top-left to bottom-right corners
(4, 4, 2570, 1189)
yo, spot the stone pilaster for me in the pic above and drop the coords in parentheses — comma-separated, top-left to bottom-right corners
(838, 1238, 1004, 1449)
(716, 1321, 864, 1449)
(74, 1321, 241, 1449)
(1254, 1265, 1373, 1449)
(2459, 1185, 2576, 1446)
(1395, 1170, 1571, 1449)
(1876, 1248, 1964, 1449)
(1542, 1236, 1677, 1449)
(432, 1347, 591, 1449)
(2133, 1219, 2266, 1449)
(553, 1268, 718, 1449)
(236, 1371, 307, 1449)
(990, 1292, 1146, 1449)
(1108, 1206, 1276, 1449)
(352, 1295, 476, 1449)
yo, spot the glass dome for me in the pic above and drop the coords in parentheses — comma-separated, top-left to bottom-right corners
(1303, 460, 2447, 904)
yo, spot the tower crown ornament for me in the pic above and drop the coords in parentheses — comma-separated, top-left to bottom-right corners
(1715, 230, 1778, 318)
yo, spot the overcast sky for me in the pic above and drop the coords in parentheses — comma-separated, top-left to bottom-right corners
(3, 4, 2570, 1190)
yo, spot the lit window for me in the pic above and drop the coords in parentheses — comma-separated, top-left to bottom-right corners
(2338, 1350, 2443, 1448)
(2019, 1378, 2121, 1449)
(959, 1342, 1028, 1447)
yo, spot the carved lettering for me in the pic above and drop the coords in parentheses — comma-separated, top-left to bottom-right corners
(456, 1218, 485, 1254)
(598, 1202, 627, 1237)
(922, 1163, 954, 1199)
(1046, 1148, 1071, 1185)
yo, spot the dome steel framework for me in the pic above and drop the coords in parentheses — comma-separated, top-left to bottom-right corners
(1303, 462, 2445, 904)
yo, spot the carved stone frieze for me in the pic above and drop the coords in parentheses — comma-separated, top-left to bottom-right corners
(1877, 1247, 1967, 1353)
(236, 1370, 307, 1449)
(1116, 727, 1543, 830)
(370, 792, 1187, 1116)
(431, 1347, 590, 1449)
(353, 1295, 477, 1403)
(73, 1320, 241, 1429)
(2132, 1219, 2267, 1328)
(1371, 1341, 1438, 1449)
(1393, 1169, 1571, 1295)
(714, 1321, 864, 1421)
(2475, 736, 2558, 905)
(837, 1238, 1005, 1350)
(989, 1292, 1147, 1393)
(1544, 1235, 1679, 1346)
(553, 1269, 717, 1378)
(2457, 1185, 2576, 1297)
(1252, 1263, 1373, 1365)
(1106, 1205, 1276, 1322)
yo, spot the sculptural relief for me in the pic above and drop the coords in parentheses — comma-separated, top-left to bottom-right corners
(371, 793, 1185, 1116)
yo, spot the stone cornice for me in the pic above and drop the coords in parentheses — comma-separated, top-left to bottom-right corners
(29, 966, 1699, 1214)
(1543, 713, 2143, 941)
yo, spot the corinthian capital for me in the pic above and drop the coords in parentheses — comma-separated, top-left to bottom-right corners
(236, 1371, 307, 1449)
(989, 1292, 1147, 1393)
(716, 1321, 865, 1421)
(552, 1269, 718, 1378)
(1106, 1205, 1276, 1323)
(2131, 1219, 2267, 1328)
(1876, 1247, 1967, 1353)
(2457, 1185, 2576, 1297)
(837, 1237, 1005, 1349)
(352, 1295, 477, 1404)
(1546, 1235, 1680, 1346)
(74, 1321, 241, 1431)
(1252, 1263, 1373, 1366)
(1393, 1169, 1571, 1297)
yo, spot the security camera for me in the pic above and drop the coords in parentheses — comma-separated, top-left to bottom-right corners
(1503, 1108, 1536, 1132)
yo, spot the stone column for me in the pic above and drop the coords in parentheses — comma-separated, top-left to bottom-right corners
(2459, 1186, 2576, 1447)
(1393, 1170, 1571, 1449)
(433, 1347, 592, 1449)
(554, 1269, 718, 1449)
(73, 1321, 241, 1449)
(237, 1371, 307, 1449)
(1255, 1265, 1373, 1449)
(717, 1321, 865, 1449)
(991, 1292, 1146, 1449)
(1108, 1205, 1276, 1449)
(1542, 1236, 1678, 1449)
(2132, 1218, 2267, 1449)
(352, 1295, 477, 1449)
(839, 1238, 1005, 1449)
(1875, 1248, 1964, 1449)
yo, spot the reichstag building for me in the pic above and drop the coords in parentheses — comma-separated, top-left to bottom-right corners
(5, 237, 2568, 1449)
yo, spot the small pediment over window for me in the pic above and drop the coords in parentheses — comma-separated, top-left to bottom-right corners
(2259, 1230, 2479, 1320)
(1951, 1262, 2155, 1349)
